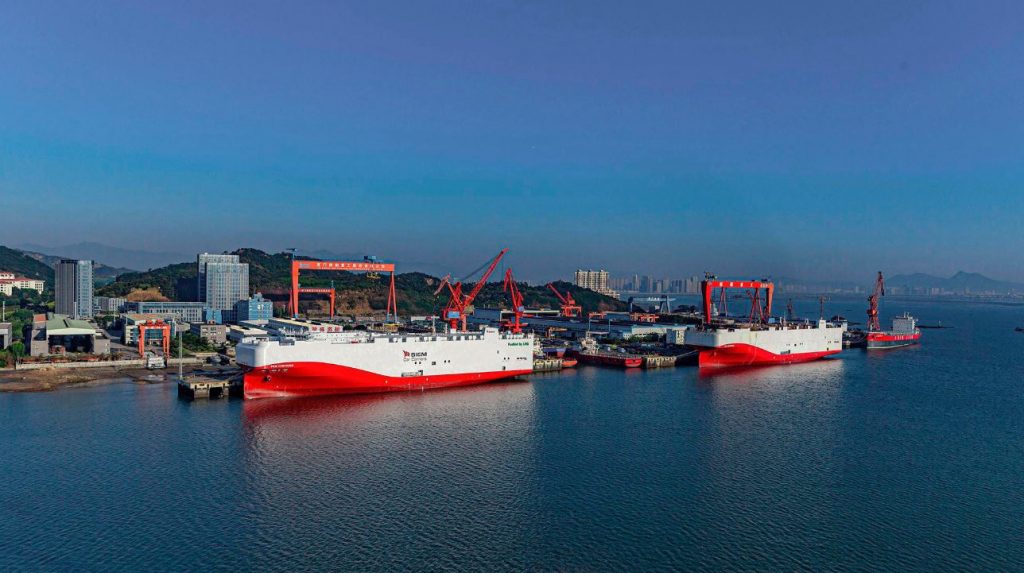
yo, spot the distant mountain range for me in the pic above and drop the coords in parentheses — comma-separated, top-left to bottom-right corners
(15, 248, 136, 280)
(774, 271, 1024, 295)
(15, 242, 189, 272)
(885, 271, 1024, 294)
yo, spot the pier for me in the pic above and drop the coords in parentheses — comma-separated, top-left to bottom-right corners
(533, 357, 564, 372)
(641, 355, 677, 369)
(177, 375, 242, 400)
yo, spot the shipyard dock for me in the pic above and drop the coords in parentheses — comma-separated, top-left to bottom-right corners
(177, 374, 242, 400)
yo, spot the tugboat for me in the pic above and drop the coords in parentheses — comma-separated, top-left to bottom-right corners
(570, 336, 642, 368)
(865, 272, 921, 350)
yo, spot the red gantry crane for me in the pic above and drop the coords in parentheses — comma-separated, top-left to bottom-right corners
(546, 283, 582, 318)
(700, 278, 774, 325)
(502, 268, 526, 333)
(290, 257, 397, 322)
(441, 249, 508, 331)
(867, 271, 885, 332)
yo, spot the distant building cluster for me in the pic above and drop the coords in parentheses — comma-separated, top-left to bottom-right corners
(573, 269, 619, 298)
(608, 274, 702, 295)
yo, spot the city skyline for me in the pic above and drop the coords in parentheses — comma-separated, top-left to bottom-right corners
(3, 2, 1024, 283)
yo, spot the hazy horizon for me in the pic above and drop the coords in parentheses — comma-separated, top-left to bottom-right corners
(3, 2, 1023, 283)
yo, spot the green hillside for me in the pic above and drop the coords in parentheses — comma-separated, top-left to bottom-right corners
(96, 248, 627, 316)
(0, 246, 55, 287)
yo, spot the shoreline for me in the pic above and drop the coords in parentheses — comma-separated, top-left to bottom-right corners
(0, 365, 236, 393)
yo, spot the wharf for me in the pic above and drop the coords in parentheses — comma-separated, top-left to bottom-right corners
(177, 375, 242, 400)
(641, 355, 677, 369)
(533, 357, 564, 372)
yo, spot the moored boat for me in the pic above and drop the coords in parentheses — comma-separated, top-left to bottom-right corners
(866, 313, 921, 350)
(236, 321, 534, 399)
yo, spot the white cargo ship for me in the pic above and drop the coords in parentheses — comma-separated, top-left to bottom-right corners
(688, 278, 846, 368)
(236, 320, 534, 399)
(686, 318, 846, 367)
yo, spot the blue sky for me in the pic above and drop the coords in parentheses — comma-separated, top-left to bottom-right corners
(2, 1, 1023, 283)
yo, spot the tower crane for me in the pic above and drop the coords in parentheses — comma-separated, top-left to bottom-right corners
(441, 249, 508, 331)
(867, 271, 885, 332)
(502, 268, 526, 333)
(546, 283, 582, 318)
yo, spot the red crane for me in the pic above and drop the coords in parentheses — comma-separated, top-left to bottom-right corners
(502, 268, 526, 333)
(700, 278, 774, 325)
(546, 283, 582, 318)
(442, 249, 508, 331)
(867, 271, 885, 332)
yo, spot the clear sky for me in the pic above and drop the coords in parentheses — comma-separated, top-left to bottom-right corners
(2, 1, 1022, 283)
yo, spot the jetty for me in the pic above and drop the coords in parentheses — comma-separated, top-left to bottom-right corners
(177, 374, 242, 400)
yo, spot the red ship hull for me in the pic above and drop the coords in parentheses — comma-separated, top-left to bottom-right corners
(698, 344, 840, 368)
(866, 331, 921, 350)
(243, 362, 533, 400)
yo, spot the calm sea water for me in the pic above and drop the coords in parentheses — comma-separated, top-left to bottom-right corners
(3, 299, 1024, 571)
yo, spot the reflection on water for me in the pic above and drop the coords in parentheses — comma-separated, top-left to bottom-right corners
(4, 298, 1024, 571)
(239, 380, 540, 571)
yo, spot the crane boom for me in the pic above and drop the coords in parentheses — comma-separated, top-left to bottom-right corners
(502, 268, 526, 333)
(546, 283, 582, 317)
(867, 271, 885, 332)
(462, 249, 508, 310)
(442, 248, 509, 331)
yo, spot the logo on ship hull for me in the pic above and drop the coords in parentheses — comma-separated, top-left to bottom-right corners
(403, 350, 428, 362)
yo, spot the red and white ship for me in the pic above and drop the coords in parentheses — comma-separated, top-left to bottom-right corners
(866, 313, 921, 349)
(236, 321, 534, 399)
(865, 272, 921, 350)
(685, 278, 846, 368)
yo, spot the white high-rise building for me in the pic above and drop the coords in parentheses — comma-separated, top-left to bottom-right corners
(574, 269, 619, 298)
(197, 253, 249, 311)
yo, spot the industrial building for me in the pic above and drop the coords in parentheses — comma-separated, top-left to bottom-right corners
(234, 293, 273, 323)
(0, 272, 45, 295)
(190, 322, 227, 345)
(197, 253, 249, 311)
(127, 301, 208, 323)
(93, 296, 127, 314)
(55, 260, 93, 319)
(228, 324, 271, 344)
(0, 322, 11, 349)
(22, 314, 110, 357)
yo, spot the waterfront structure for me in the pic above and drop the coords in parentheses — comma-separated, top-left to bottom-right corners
(197, 253, 249, 311)
(22, 313, 110, 357)
(93, 296, 127, 314)
(127, 301, 208, 323)
(233, 293, 273, 323)
(54, 260, 93, 319)
(574, 269, 619, 298)
(0, 272, 46, 295)
(190, 322, 227, 345)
